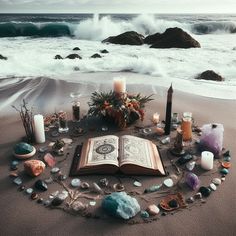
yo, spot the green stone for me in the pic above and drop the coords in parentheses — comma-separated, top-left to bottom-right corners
(220, 168, 229, 175)
(140, 210, 149, 218)
(14, 142, 33, 155)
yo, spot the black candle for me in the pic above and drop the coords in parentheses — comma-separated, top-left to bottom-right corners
(164, 84, 173, 135)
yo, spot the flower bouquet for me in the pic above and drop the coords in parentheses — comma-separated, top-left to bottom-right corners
(88, 91, 153, 128)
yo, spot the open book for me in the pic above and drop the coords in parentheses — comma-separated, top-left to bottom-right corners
(70, 135, 166, 176)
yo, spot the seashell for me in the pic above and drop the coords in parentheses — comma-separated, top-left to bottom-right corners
(24, 160, 45, 177)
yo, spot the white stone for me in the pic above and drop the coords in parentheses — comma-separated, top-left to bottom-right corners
(71, 178, 81, 187)
(210, 183, 217, 191)
(133, 181, 142, 187)
(212, 178, 221, 185)
(89, 201, 96, 206)
(51, 167, 60, 174)
(186, 161, 196, 171)
(163, 178, 174, 188)
(13, 177, 22, 185)
(26, 188, 33, 194)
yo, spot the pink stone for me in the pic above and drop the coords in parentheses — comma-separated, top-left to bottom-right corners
(43, 153, 56, 167)
(146, 204, 160, 216)
(24, 160, 45, 177)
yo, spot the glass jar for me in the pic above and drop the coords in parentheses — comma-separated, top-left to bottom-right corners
(58, 111, 69, 133)
(72, 101, 80, 121)
(181, 112, 192, 141)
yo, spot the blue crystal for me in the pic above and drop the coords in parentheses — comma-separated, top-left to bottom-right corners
(102, 192, 140, 220)
(14, 142, 33, 155)
(140, 211, 150, 218)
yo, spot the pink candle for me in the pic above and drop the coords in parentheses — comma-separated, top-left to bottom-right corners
(113, 77, 126, 93)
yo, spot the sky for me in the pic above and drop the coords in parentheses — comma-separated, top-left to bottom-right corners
(0, 0, 236, 14)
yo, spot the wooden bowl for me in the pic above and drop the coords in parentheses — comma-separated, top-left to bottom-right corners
(13, 146, 36, 159)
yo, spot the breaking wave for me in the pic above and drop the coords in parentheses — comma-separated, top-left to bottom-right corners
(0, 14, 235, 39)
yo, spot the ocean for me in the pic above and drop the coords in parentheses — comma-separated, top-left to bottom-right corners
(0, 13, 236, 101)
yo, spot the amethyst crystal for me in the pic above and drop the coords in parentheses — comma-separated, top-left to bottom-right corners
(199, 123, 224, 156)
(185, 172, 200, 190)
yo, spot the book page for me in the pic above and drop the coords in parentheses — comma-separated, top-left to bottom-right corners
(85, 135, 119, 166)
(119, 135, 154, 168)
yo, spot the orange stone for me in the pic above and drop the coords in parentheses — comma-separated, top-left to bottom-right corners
(221, 162, 231, 169)
(24, 160, 45, 177)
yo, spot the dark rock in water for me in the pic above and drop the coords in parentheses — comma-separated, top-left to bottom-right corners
(34, 179, 48, 191)
(74, 66, 80, 71)
(102, 31, 144, 45)
(73, 47, 80, 51)
(195, 70, 224, 81)
(100, 49, 109, 53)
(66, 54, 82, 59)
(54, 54, 63, 59)
(90, 53, 102, 58)
(144, 32, 161, 44)
(0, 54, 7, 60)
(199, 186, 211, 197)
(149, 27, 200, 49)
(168, 199, 179, 208)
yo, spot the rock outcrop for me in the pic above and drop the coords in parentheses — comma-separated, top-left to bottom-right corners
(0, 54, 7, 60)
(90, 53, 102, 58)
(195, 70, 224, 81)
(148, 27, 200, 48)
(66, 54, 82, 59)
(102, 31, 144, 45)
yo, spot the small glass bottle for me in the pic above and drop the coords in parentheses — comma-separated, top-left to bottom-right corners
(181, 112, 192, 141)
(70, 92, 81, 122)
(58, 111, 69, 133)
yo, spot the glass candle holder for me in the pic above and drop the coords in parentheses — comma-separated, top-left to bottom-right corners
(181, 112, 192, 141)
(58, 111, 69, 133)
(72, 101, 80, 121)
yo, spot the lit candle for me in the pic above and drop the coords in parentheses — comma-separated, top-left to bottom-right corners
(34, 114, 45, 144)
(152, 112, 160, 124)
(113, 77, 126, 93)
(201, 151, 214, 170)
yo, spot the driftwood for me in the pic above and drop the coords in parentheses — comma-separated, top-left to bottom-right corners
(12, 99, 34, 143)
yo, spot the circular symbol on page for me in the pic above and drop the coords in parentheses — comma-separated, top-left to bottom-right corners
(126, 145, 140, 155)
(96, 144, 115, 155)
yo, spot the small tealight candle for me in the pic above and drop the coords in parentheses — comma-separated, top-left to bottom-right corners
(201, 151, 214, 170)
(152, 112, 160, 124)
(34, 114, 45, 143)
(113, 77, 126, 93)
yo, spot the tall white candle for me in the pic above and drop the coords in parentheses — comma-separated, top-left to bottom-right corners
(34, 114, 45, 144)
(201, 151, 214, 170)
(113, 77, 126, 93)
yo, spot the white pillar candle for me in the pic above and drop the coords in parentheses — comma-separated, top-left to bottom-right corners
(201, 151, 214, 170)
(113, 77, 126, 93)
(34, 114, 45, 144)
(152, 112, 160, 124)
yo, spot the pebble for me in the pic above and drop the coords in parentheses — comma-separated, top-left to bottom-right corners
(58, 174, 67, 181)
(31, 192, 38, 200)
(146, 204, 160, 216)
(61, 138, 73, 144)
(199, 186, 211, 197)
(168, 199, 179, 208)
(13, 177, 22, 185)
(43, 153, 56, 168)
(186, 161, 196, 171)
(89, 201, 96, 206)
(224, 156, 231, 162)
(194, 192, 202, 199)
(221, 162, 231, 169)
(12, 160, 19, 166)
(51, 167, 60, 174)
(161, 137, 170, 144)
(43, 200, 51, 207)
(133, 181, 142, 187)
(37, 198, 44, 204)
(220, 168, 229, 175)
(186, 197, 195, 203)
(44, 177, 54, 184)
(58, 191, 68, 200)
(99, 178, 109, 187)
(221, 177, 226, 181)
(163, 178, 174, 188)
(39, 146, 48, 153)
(26, 188, 33, 194)
(140, 210, 150, 218)
(18, 185, 26, 191)
(34, 180, 48, 191)
(209, 183, 217, 191)
(9, 171, 19, 178)
(71, 178, 81, 187)
(80, 182, 90, 190)
(51, 197, 64, 206)
(50, 191, 59, 198)
(212, 178, 221, 185)
(92, 182, 103, 194)
(113, 183, 125, 192)
(10, 164, 18, 171)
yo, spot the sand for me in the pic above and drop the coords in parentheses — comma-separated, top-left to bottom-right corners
(0, 77, 235, 236)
